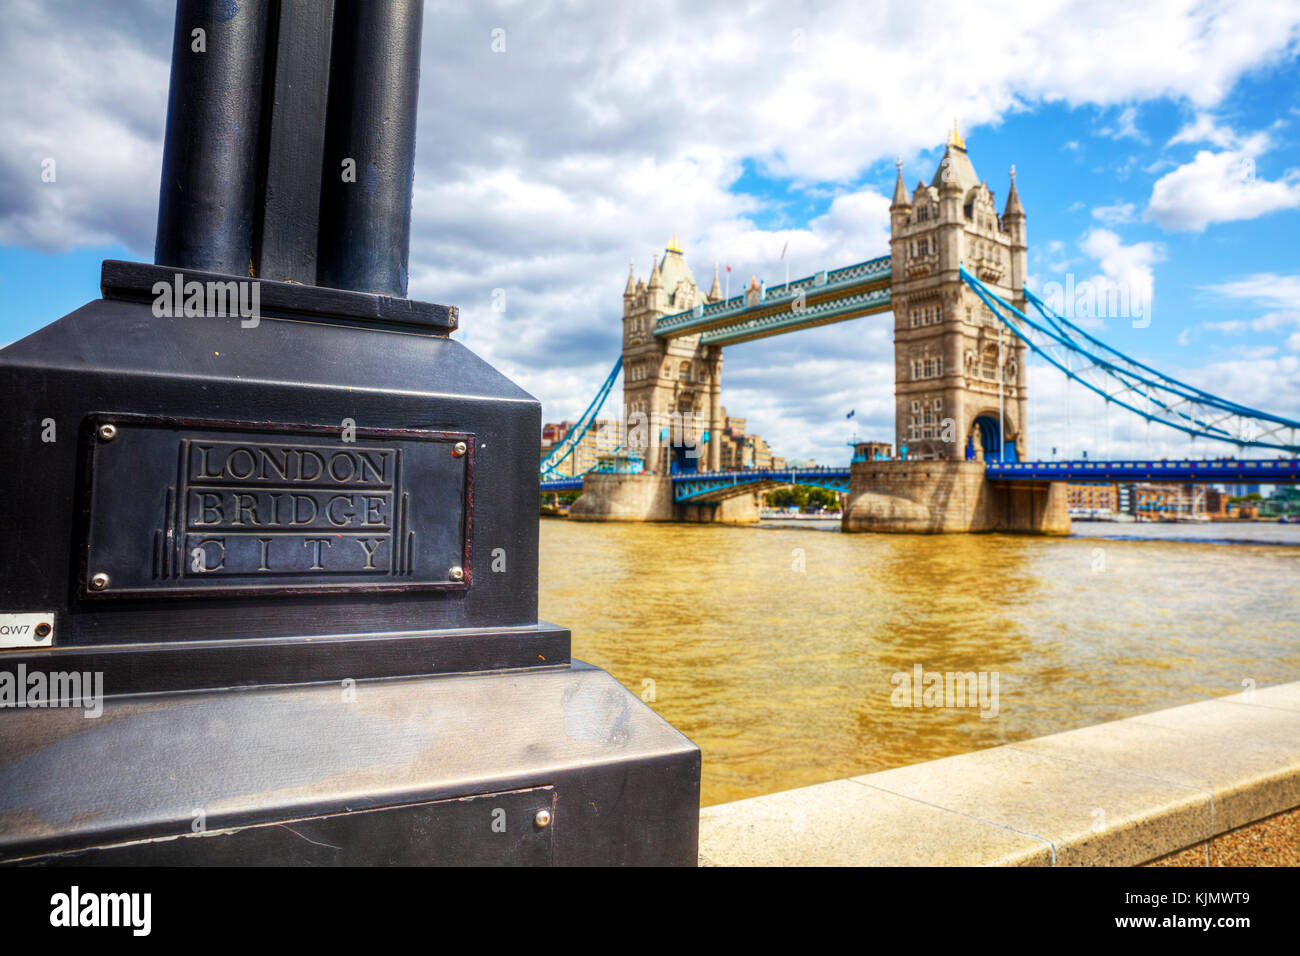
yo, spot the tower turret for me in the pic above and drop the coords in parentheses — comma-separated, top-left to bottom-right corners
(890, 158, 911, 210)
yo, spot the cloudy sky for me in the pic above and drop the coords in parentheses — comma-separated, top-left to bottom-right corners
(2, 0, 1300, 464)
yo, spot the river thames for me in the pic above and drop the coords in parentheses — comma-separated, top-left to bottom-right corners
(539, 518, 1300, 807)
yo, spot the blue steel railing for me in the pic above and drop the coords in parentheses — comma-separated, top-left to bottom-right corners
(987, 459, 1300, 482)
(672, 466, 851, 501)
(539, 476, 584, 491)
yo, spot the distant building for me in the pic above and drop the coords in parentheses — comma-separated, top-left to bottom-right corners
(718, 407, 779, 471)
(1066, 483, 1118, 512)
(1130, 483, 1206, 517)
(1204, 488, 1231, 518)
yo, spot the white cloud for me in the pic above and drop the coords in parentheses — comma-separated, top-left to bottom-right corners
(1199, 274, 1300, 351)
(1203, 320, 1247, 334)
(1167, 112, 1244, 149)
(1203, 272, 1300, 311)
(1078, 226, 1166, 317)
(1147, 118, 1300, 231)
(1100, 105, 1145, 142)
(1091, 202, 1136, 224)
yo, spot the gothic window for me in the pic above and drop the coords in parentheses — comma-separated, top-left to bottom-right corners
(911, 401, 920, 413)
(910, 309, 919, 328)
(680, 361, 691, 381)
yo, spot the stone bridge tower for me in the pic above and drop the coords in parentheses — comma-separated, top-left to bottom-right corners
(621, 237, 724, 473)
(888, 123, 1028, 462)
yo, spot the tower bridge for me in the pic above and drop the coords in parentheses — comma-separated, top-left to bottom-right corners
(543, 125, 1300, 530)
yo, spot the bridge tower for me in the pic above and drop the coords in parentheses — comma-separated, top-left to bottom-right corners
(621, 237, 724, 473)
(889, 123, 1028, 462)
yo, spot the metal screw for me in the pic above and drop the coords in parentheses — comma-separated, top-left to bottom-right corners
(452, 441, 467, 457)
(98, 424, 117, 441)
(448, 566, 465, 582)
(34, 622, 51, 639)
(534, 809, 551, 829)
(89, 572, 109, 591)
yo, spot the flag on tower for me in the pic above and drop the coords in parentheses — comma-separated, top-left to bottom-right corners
(846, 410, 855, 419)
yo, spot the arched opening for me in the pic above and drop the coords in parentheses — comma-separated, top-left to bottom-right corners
(972, 415, 1001, 462)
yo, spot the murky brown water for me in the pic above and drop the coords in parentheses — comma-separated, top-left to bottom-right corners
(539, 518, 1300, 807)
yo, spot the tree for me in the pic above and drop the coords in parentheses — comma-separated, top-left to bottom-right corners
(765, 485, 840, 511)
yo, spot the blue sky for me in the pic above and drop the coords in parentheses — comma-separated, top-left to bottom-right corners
(2, 0, 1299, 464)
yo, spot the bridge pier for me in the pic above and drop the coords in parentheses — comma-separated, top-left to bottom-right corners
(569, 473, 674, 521)
(842, 460, 1069, 534)
(567, 472, 762, 523)
(675, 493, 761, 524)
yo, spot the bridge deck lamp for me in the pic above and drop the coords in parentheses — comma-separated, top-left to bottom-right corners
(0, 0, 698, 866)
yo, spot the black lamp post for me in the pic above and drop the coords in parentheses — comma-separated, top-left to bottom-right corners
(0, 0, 698, 866)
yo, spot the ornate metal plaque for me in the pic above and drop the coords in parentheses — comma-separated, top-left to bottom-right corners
(79, 415, 472, 598)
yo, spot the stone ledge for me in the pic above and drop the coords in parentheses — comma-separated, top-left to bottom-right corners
(698, 681, 1300, 866)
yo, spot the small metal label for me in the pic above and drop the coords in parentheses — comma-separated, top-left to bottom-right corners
(0, 612, 54, 649)
(80, 416, 472, 598)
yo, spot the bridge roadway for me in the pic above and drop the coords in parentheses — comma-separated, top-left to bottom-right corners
(541, 458, 1300, 498)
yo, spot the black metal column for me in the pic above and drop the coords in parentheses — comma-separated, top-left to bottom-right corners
(154, 0, 272, 275)
(317, 0, 424, 296)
